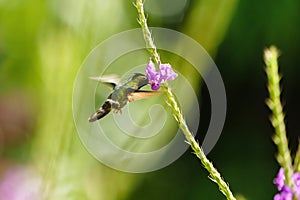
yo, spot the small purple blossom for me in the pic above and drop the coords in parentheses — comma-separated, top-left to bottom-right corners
(159, 63, 178, 81)
(293, 172, 300, 196)
(146, 60, 178, 90)
(274, 186, 293, 200)
(274, 168, 285, 191)
(273, 168, 300, 200)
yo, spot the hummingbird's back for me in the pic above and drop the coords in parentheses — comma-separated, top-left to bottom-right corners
(88, 73, 150, 122)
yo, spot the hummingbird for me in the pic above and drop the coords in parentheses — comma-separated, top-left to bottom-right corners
(88, 73, 162, 122)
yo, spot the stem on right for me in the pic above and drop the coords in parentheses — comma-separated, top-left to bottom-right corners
(164, 86, 236, 200)
(294, 141, 300, 172)
(135, 1, 236, 199)
(264, 46, 294, 188)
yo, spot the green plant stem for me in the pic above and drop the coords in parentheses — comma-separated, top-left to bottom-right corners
(294, 141, 300, 172)
(135, 0, 160, 65)
(135, 1, 236, 199)
(264, 46, 294, 188)
(164, 86, 236, 200)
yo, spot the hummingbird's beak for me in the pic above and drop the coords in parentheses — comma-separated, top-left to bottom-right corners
(148, 80, 154, 85)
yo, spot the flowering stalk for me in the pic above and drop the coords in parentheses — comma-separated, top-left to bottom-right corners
(135, 0, 236, 199)
(294, 143, 300, 172)
(164, 85, 236, 200)
(264, 46, 294, 188)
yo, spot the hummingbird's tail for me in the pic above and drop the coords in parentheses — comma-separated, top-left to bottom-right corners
(88, 101, 112, 122)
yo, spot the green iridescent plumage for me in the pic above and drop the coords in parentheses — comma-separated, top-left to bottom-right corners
(88, 73, 161, 122)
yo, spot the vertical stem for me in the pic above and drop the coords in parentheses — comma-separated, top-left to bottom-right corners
(135, 0, 160, 65)
(294, 142, 300, 172)
(264, 46, 294, 188)
(164, 86, 236, 200)
(135, 1, 236, 199)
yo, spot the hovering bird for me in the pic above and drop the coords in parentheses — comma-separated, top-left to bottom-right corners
(88, 73, 162, 122)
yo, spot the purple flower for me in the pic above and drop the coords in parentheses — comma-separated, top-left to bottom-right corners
(293, 172, 300, 196)
(274, 168, 285, 191)
(274, 186, 293, 200)
(273, 168, 300, 199)
(159, 63, 178, 81)
(146, 60, 178, 90)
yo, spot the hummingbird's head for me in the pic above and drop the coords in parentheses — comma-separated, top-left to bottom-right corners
(131, 73, 149, 88)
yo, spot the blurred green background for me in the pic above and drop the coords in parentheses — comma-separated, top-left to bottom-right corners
(0, 0, 300, 199)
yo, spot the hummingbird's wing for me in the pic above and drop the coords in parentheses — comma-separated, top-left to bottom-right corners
(89, 74, 120, 90)
(127, 90, 164, 102)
